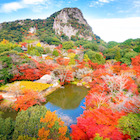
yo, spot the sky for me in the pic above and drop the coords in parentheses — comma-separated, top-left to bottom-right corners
(0, 0, 140, 42)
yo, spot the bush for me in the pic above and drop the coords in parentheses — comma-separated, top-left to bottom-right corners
(13, 106, 47, 140)
(13, 47, 24, 53)
(62, 41, 74, 50)
(83, 42, 99, 51)
(17, 135, 37, 140)
(35, 46, 45, 54)
(71, 35, 77, 41)
(74, 40, 89, 47)
(28, 49, 40, 56)
(52, 49, 59, 56)
(120, 51, 138, 65)
(45, 37, 61, 45)
(0, 117, 15, 140)
(45, 47, 51, 54)
(118, 113, 140, 139)
(86, 50, 105, 64)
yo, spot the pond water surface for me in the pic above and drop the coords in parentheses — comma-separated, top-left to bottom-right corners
(43, 84, 88, 128)
(1, 84, 88, 129)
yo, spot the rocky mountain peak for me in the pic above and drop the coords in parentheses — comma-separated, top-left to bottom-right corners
(53, 8, 93, 40)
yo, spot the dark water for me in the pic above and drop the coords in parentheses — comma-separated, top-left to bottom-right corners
(43, 84, 88, 128)
(1, 84, 88, 129)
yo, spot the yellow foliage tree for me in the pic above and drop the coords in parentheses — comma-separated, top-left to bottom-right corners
(36, 42, 42, 47)
(1, 39, 9, 44)
(84, 54, 90, 62)
(38, 110, 70, 140)
(68, 53, 76, 65)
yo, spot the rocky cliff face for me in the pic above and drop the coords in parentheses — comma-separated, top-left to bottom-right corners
(53, 8, 93, 41)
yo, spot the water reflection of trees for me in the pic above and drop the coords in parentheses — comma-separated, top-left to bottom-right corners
(45, 85, 88, 109)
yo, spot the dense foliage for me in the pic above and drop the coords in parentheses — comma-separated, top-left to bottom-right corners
(118, 113, 140, 139)
(13, 106, 48, 139)
(12, 90, 46, 111)
(0, 117, 15, 140)
(38, 110, 70, 140)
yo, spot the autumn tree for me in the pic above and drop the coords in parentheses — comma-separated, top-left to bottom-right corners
(12, 90, 45, 111)
(71, 107, 130, 140)
(55, 57, 73, 85)
(38, 110, 70, 140)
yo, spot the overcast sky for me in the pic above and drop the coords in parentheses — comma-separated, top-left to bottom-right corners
(0, 0, 140, 42)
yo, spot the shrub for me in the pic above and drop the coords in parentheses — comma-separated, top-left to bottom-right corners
(120, 51, 138, 65)
(17, 135, 37, 140)
(35, 46, 45, 54)
(83, 42, 99, 51)
(86, 50, 105, 64)
(45, 37, 61, 45)
(52, 49, 59, 56)
(13, 47, 24, 53)
(13, 106, 47, 140)
(118, 113, 140, 139)
(45, 47, 51, 54)
(0, 117, 15, 140)
(62, 41, 74, 50)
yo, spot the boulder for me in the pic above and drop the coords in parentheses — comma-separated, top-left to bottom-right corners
(81, 76, 92, 83)
(35, 74, 52, 84)
(77, 83, 82, 86)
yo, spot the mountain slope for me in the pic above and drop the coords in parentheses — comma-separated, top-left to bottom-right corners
(0, 7, 100, 43)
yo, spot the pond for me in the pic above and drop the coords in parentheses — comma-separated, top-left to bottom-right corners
(43, 84, 88, 129)
(1, 84, 88, 129)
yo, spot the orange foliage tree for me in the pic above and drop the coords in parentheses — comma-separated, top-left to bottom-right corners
(131, 55, 140, 76)
(11, 59, 56, 81)
(12, 90, 45, 111)
(0, 95, 3, 101)
(38, 110, 70, 140)
(56, 57, 70, 66)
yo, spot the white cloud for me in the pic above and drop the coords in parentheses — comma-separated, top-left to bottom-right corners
(87, 17, 140, 42)
(99, 0, 113, 3)
(89, 0, 114, 7)
(0, 0, 50, 13)
(22, 0, 46, 5)
(1, 2, 23, 13)
(133, 0, 140, 8)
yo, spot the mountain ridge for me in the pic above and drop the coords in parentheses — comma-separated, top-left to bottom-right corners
(0, 7, 101, 43)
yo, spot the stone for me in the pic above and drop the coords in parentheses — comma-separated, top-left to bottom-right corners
(77, 83, 82, 86)
(35, 74, 52, 84)
(81, 76, 92, 83)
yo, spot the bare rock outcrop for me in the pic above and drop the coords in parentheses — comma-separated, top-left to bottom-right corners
(53, 8, 93, 41)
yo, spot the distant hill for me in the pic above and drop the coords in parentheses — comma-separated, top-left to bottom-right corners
(0, 7, 101, 43)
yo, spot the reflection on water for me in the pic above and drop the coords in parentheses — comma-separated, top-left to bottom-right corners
(44, 84, 88, 128)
